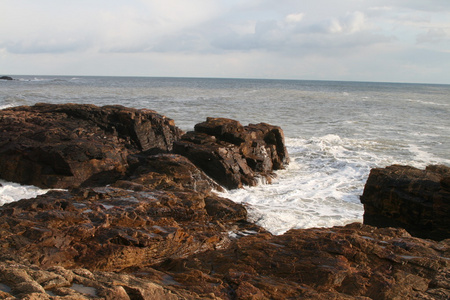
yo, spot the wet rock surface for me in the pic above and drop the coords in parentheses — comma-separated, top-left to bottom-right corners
(174, 118, 289, 189)
(361, 164, 450, 241)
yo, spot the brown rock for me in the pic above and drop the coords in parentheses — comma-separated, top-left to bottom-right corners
(0, 260, 199, 299)
(121, 153, 223, 193)
(174, 118, 289, 189)
(0, 103, 183, 188)
(155, 223, 450, 299)
(360, 164, 450, 240)
(0, 184, 258, 272)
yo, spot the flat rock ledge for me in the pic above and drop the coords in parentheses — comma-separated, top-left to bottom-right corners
(0, 104, 449, 299)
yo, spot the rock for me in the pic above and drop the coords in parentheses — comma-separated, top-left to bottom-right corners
(174, 117, 289, 189)
(0, 260, 199, 299)
(0, 103, 183, 188)
(360, 164, 450, 240)
(0, 185, 260, 272)
(4, 223, 448, 299)
(121, 153, 223, 194)
(155, 223, 450, 299)
(0, 76, 13, 80)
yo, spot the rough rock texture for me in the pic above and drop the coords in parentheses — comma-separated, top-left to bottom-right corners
(0, 186, 254, 272)
(1, 104, 449, 299)
(0, 224, 449, 299)
(0, 260, 200, 299)
(174, 117, 289, 189)
(361, 164, 450, 240)
(0, 103, 183, 188)
(155, 223, 450, 300)
(123, 153, 223, 193)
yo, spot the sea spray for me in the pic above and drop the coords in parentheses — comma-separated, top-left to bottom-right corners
(1, 76, 449, 234)
(0, 180, 51, 206)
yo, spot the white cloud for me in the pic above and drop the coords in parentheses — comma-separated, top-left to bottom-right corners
(1, 0, 450, 83)
(285, 13, 305, 23)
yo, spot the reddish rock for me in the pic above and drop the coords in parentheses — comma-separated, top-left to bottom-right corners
(174, 118, 289, 189)
(360, 164, 450, 240)
(0, 260, 200, 299)
(0, 186, 259, 272)
(0, 103, 183, 188)
(154, 223, 450, 299)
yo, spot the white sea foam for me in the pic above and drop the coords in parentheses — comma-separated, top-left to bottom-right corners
(0, 180, 51, 206)
(218, 135, 385, 235)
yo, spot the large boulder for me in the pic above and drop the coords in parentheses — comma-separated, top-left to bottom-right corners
(173, 118, 289, 189)
(0, 103, 183, 188)
(360, 164, 450, 240)
(0, 185, 256, 272)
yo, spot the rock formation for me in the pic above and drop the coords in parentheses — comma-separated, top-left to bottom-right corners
(174, 117, 289, 189)
(361, 164, 450, 241)
(0, 104, 449, 299)
(0, 76, 13, 80)
(0, 103, 183, 188)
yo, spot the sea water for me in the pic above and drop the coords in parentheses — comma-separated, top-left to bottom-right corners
(1, 76, 449, 234)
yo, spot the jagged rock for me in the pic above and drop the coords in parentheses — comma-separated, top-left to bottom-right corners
(121, 153, 223, 193)
(0, 76, 13, 80)
(3, 224, 448, 299)
(155, 223, 450, 299)
(0, 103, 183, 188)
(360, 164, 450, 240)
(174, 117, 289, 189)
(0, 261, 200, 299)
(2, 104, 449, 299)
(0, 185, 261, 272)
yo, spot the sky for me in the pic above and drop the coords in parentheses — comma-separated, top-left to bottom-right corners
(1, 0, 450, 84)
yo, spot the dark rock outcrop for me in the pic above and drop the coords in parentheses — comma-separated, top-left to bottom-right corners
(174, 117, 289, 189)
(0, 103, 183, 188)
(122, 153, 223, 193)
(361, 164, 450, 240)
(0, 76, 13, 80)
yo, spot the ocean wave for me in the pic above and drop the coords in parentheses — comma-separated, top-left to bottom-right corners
(0, 180, 51, 206)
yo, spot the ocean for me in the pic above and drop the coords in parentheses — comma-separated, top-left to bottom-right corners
(1, 76, 449, 235)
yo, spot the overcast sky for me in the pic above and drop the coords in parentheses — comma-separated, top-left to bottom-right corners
(1, 0, 450, 83)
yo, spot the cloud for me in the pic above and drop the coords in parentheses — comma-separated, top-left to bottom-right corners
(417, 28, 450, 44)
(285, 13, 305, 23)
(1, 0, 450, 83)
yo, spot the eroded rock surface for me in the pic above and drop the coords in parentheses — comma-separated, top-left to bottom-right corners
(361, 164, 450, 240)
(1, 104, 449, 299)
(154, 223, 450, 299)
(1, 224, 449, 299)
(0, 103, 183, 188)
(174, 118, 289, 189)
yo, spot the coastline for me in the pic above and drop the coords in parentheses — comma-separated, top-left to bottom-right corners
(0, 103, 449, 299)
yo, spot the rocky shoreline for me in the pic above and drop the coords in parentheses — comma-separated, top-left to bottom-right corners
(0, 103, 449, 299)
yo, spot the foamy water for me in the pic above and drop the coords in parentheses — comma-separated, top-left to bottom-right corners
(0, 180, 52, 206)
(1, 76, 449, 234)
